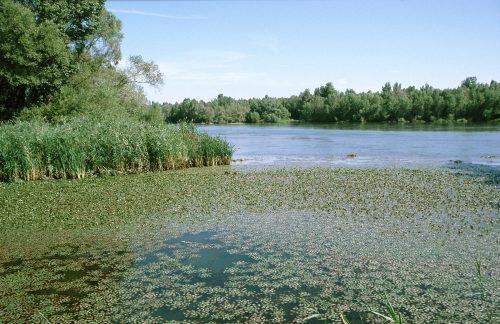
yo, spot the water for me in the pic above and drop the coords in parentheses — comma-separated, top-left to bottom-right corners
(199, 123, 500, 167)
(3, 208, 497, 322)
(1, 125, 499, 322)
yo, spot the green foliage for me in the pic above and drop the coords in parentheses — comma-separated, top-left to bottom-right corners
(165, 95, 252, 124)
(144, 102, 166, 124)
(245, 111, 260, 123)
(372, 297, 403, 324)
(0, 1, 166, 124)
(385, 299, 404, 324)
(164, 94, 292, 124)
(161, 78, 499, 124)
(124, 55, 164, 87)
(19, 64, 149, 122)
(17, 0, 110, 57)
(0, 0, 73, 119)
(0, 116, 232, 182)
(249, 96, 290, 122)
(0, 0, 125, 120)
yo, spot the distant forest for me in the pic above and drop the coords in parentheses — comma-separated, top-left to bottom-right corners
(160, 77, 499, 124)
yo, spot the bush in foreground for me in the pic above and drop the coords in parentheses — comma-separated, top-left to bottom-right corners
(0, 117, 232, 182)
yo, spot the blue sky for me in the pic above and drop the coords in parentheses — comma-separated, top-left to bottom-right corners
(106, 0, 500, 103)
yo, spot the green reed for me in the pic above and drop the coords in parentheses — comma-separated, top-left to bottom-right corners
(0, 117, 232, 181)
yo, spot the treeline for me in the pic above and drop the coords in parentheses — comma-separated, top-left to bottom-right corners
(161, 77, 499, 124)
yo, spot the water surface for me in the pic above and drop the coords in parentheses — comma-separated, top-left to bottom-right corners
(200, 123, 500, 167)
(1, 126, 499, 322)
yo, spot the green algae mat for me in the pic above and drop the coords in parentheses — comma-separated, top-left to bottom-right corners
(0, 167, 498, 322)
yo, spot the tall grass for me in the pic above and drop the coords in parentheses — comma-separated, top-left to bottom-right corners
(0, 117, 232, 181)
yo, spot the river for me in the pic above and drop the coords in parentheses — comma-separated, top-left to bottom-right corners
(200, 123, 500, 167)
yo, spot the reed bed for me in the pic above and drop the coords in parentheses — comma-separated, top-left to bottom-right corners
(0, 117, 232, 181)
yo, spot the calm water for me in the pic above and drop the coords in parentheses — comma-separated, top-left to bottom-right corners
(199, 123, 500, 167)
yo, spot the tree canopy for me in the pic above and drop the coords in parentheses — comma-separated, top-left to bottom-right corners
(161, 78, 499, 124)
(0, 0, 162, 121)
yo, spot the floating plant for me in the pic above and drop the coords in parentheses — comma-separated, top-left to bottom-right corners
(0, 167, 498, 322)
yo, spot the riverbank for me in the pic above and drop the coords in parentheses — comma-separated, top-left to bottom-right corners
(0, 117, 233, 182)
(0, 167, 498, 322)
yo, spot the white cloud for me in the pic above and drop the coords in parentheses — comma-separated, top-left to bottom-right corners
(154, 61, 266, 85)
(108, 9, 206, 20)
(139, 47, 347, 102)
(153, 50, 256, 85)
(170, 71, 267, 83)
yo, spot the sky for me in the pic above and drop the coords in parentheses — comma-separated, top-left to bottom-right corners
(106, 0, 500, 103)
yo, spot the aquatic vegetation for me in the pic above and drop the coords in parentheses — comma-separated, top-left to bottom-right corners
(0, 117, 232, 182)
(372, 298, 403, 323)
(0, 167, 498, 322)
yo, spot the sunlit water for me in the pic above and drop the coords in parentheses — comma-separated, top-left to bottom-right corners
(199, 123, 500, 167)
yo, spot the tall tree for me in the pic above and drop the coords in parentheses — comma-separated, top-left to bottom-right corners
(0, 0, 122, 120)
(0, 0, 72, 119)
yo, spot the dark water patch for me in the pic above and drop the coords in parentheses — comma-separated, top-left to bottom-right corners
(0, 231, 137, 322)
(133, 231, 258, 291)
(135, 231, 219, 266)
(43, 252, 89, 262)
(30, 287, 87, 299)
(42, 245, 83, 261)
(152, 306, 186, 321)
(447, 162, 500, 186)
(343, 311, 370, 324)
(1, 258, 23, 268)
(186, 247, 255, 274)
(58, 269, 87, 282)
(170, 230, 218, 244)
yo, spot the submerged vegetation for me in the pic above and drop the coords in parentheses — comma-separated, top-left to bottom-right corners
(161, 77, 500, 124)
(0, 167, 498, 322)
(0, 117, 232, 182)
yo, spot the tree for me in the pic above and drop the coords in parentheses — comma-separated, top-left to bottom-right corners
(122, 55, 164, 88)
(0, 0, 73, 119)
(245, 111, 260, 123)
(461, 77, 477, 89)
(16, 0, 112, 57)
(0, 0, 124, 120)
